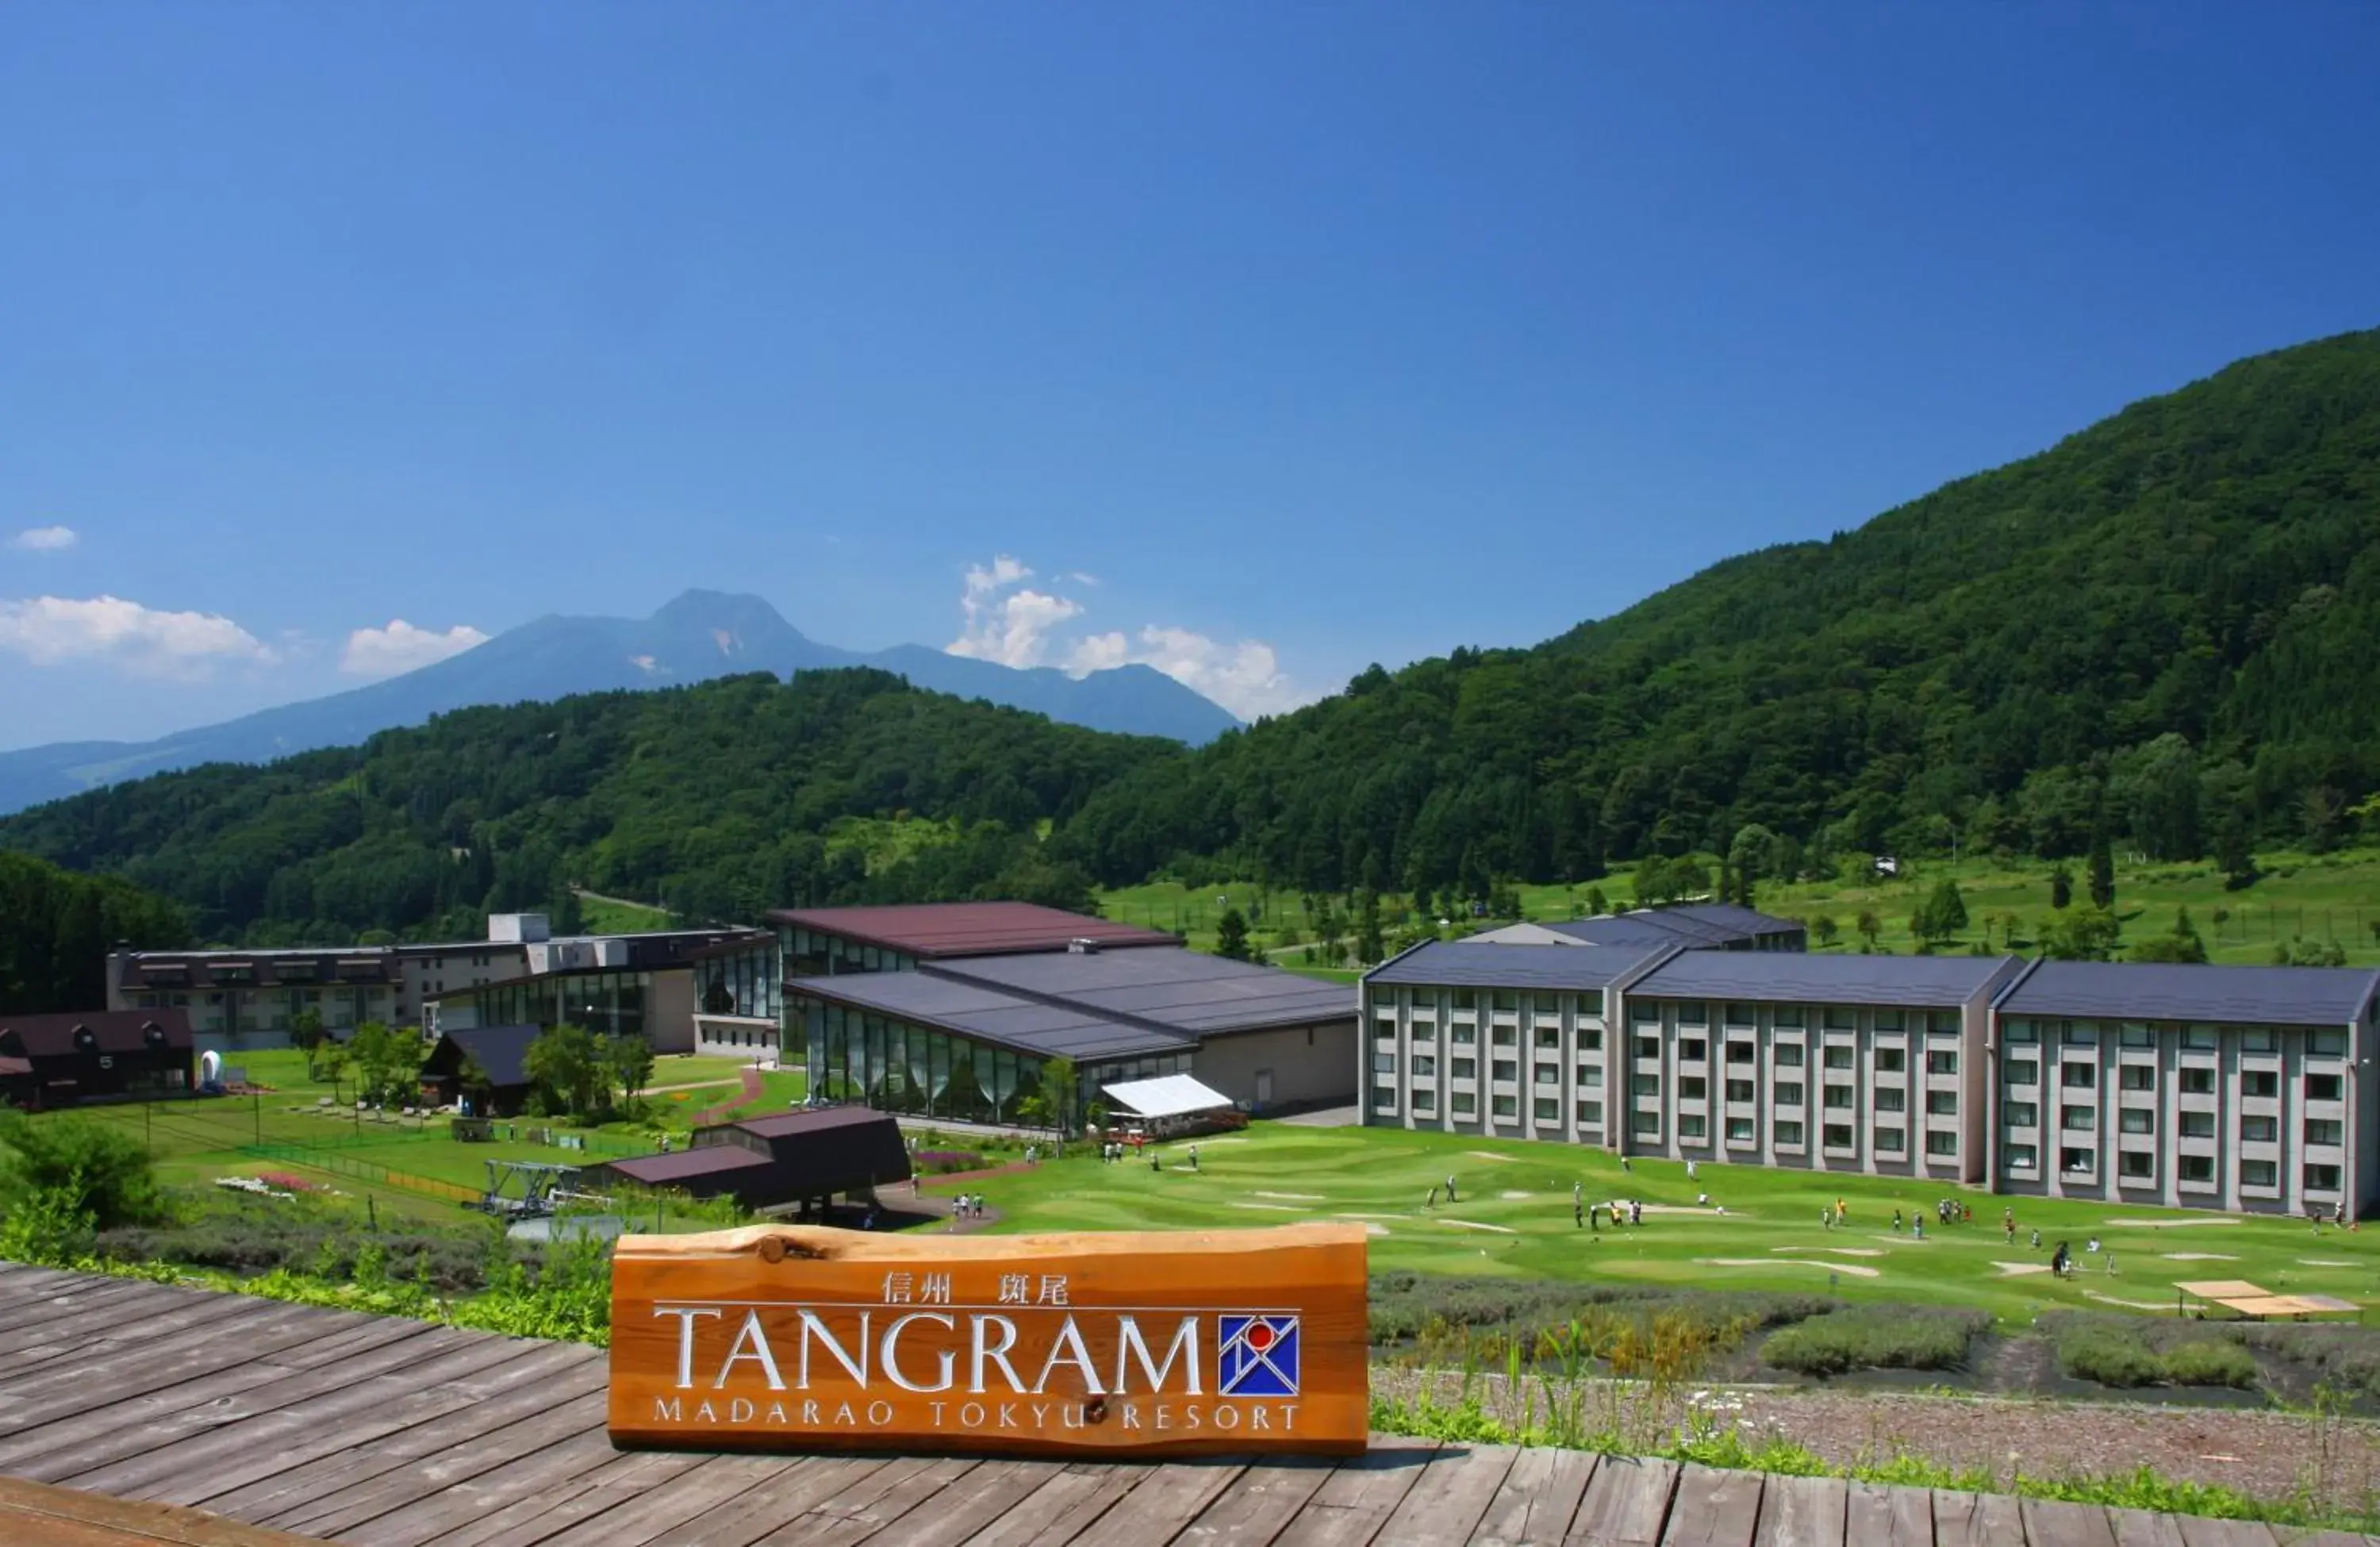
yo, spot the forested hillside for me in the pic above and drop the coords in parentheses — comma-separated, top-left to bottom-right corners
(1056, 328, 2380, 893)
(0, 851, 189, 1014)
(0, 670, 1176, 945)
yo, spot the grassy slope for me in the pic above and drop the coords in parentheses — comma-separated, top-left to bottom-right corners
(928, 1121, 2380, 1327)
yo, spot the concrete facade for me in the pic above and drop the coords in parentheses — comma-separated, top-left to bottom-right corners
(1190, 1022, 1352, 1111)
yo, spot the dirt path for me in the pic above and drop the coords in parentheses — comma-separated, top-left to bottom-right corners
(690, 1068, 765, 1126)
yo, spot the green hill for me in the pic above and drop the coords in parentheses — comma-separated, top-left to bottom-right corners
(1057, 328, 2380, 892)
(0, 669, 1177, 945)
(0, 850, 189, 1014)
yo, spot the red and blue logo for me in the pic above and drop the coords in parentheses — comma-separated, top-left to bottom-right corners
(1217, 1315, 1299, 1396)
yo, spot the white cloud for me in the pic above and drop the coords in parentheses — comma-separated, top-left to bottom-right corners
(0, 594, 276, 678)
(1065, 624, 1305, 720)
(8, 526, 78, 552)
(340, 619, 490, 678)
(1062, 571, 1101, 587)
(946, 555, 1084, 668)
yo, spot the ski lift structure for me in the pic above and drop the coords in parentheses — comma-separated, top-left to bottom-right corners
(471, 1159, 608, 1221)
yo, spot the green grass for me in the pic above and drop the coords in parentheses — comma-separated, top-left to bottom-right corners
(574, 893, 671, 933)
(1098, 845, 2380, 965)
(930, 1120, 2380, 1326)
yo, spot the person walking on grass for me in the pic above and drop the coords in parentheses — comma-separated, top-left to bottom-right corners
(1188, 1143, 1200, 1172)
(1835, 1197, 1847, 1225)
(1574, 1198, 1583, 1229)
(1891, 1208, 1903, 1234)
(1445, 1174, 1459, 1205)
(1426, 1184, 1438, 1209)
(2003, 1206, 2015, 1245)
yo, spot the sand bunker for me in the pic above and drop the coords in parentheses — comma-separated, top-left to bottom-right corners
(1704, 1257, 1879, 1278)
(1499, 1190, 1534, 1200)
(1335, 1211, 1397, 1220)
(1468, 1151, 1520, 1162)
(1227, 1203, 1305, 1213)
(1357, 1223, 1390, 1238)
(2104, 1217, 2242, 1228)
(1252, 1191, 1325, 1201)
(2086, 1291, 2175, 1311)
(2159, 1252, 2239, 1261)
(1993, 1262, 2053, 1276)
(1772, 1246, 1884, 1257)
(1441, 1219, 1518, 1234)
(2302, 1259, 2358, 1269)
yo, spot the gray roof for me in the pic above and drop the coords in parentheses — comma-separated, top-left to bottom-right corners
(1999, 960, 2380, 1028)
(1630, 951, 2023, 1008)
(1545, 916, 1708, 949)
(925, 947, 1353, 1035)
(1367, 940, 1669, 992)
(1545, 904, 1803, 950)
(784, 971, 1188, 1061)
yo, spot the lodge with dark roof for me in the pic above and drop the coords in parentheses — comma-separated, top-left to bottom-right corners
(1364, 916, 2380, 1218)
(0, 1009, 194, 1108)
(593, 1107, 912, 1215)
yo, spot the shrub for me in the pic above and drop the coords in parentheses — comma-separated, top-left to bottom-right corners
(0, 1111, 162, 1229)
(2163, 1338, 2259, 1390)
(1760, 1307, 1986, 1377)
(912, 1150, 986, 1175)
(2058, 1324, 2167, 1388)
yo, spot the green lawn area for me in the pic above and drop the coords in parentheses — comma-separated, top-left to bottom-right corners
(574, 893, 671, 933)
(927, 1121, 2380, 1326)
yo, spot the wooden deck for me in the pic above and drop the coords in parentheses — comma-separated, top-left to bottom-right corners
(0, 1261, 2371, 1547)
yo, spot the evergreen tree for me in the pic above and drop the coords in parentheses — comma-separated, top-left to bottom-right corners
(2130, 907, 2208, 964)
(2048, 864, 2073, 910)
(1912, 878, 1968, 945)
(1584, 886, 1609, 916)
(1856, 909, 1883, 952)
(2086, 828, 2115, 912)
(1354, 889, 1384, 965)
(1214, 908, 1253, 962)
(2216, 812, 2259, 892)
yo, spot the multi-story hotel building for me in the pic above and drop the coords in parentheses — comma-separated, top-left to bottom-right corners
(1364, 922, 2380, 1218)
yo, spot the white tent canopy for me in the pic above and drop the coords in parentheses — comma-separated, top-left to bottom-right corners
(1101, 1073, 1234, 1121)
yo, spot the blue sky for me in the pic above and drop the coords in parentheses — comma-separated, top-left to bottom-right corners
(2, 6, 2376, 748)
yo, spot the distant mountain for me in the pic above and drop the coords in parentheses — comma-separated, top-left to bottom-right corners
(0, 591, 1241, 813)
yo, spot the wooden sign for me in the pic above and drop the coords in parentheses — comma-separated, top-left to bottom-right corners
(607, 1221, 1368, 1457)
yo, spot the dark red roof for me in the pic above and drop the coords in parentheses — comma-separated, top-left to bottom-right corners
(731, 1106, 902, 1140)
(764, 903, 1177, 959)
(604, 1148, 771, 1184)
(0, 1010, 193, 1059)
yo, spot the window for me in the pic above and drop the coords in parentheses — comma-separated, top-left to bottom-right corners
(1580, 991, 1605, 1017)
(2061, 1107, 2095, 1131)
(1374, 1017, 1398, 1041)
(1576, 1100, 1603, 1125)
(2243, 1071, 2278, 1099)
(1927, 1050, 1959, 1076)
(1492, 1059, 1518, 1083)
(2309, 1073, 2344, 1102)
(2006, 1058, 2038, 1086)
(1535, 1027, 1561, 1049)
(1373, 1085, 1397, 1111)
(2119, 1151, 2155, 1180)
(1451, 1057, 1475, 1080)
(1724, 1002, 1755, 1027)
(1680, 1113, 1706, 1139)
(2179, 1066, 2215, 1095)
(2063, 1023, 2097, 1046)
(1726, 1079, 1756, 1103)
(2306, 1119, 2344, 1147)
(1875, 1010, 1906, 1033)
(1931, 1012, 1961, 1035)
(2181, 1026, 2217, 1050)
(1824, 1045, 1853, 1070)
(1534, 1097, 1560, 1123)
(2119, 1065, 2155, 1092)
(2306, 1164, 2343, 1192)
(2061, 1063, 2096, 1089)
(1633, 1000, 1660, 1025)
(2240, 1115, 2277, 1143)
(1453, 1024, 1477, 1045)
(2241, 1028, 2278, 1054)
(1680, 1077, 1707, 1102)
(2002, 1017, 2036, 1043)
(1679, 1038, 1707, 1062)
(1775, 1044, 1805, 1068)
(2309, 1030, 2347, 1057)
(2179, 1154, 2214, 1184)
(1875, 1127, 1904, 1154)
(1775, 1081, 1804, 1106)
(1491, 1094, 1518, 1118)
(2059, 1147, 2095, 1176)
(1631, 1110, 1660, 1135)
(1775, 1120, 1805, 1147)
(1534, 992, 1560, 1016)
(2005, 1142, 2037, 1170)
(1824, 1084, 1853, 1110)
(1371, 1052, 1397, 1073)
(1535, 1063, 1560, 1087)
(2120, 1023, 2155, 1049)
(1925, 1131, 1958, 1157)
(1822, 1123, 1854, 1150)
(1875, 1088, 1906, 1113)
(1453, 1091, 1476, 1115)
(2234, 1158, 2274, 1188)
(1773, 1006, 1806, 1029)
(1580, 1028, 1603, 1051)
(1412, 1019, 1437, 1042)
(2119, 1108, 2154, 1135)
(1726, 1116, 1755, 1142)
(1726, 1042, 1755, 1065)
(2005, 1100, 2037, 1127)
(1576, 1065, 1603, 1088)
(1635, 1036, 1661, 1061)
(1630, 1073, 1660, 1096)
(1927, 1091, 1958, 1116)
(1491, 1025, 1518, 1047)
(1453, 989, 1477, 1011)
(2180, 1111, 2215, 1139)
(1414, 1054, 1438, 1078)
(1679, 1001, 1710, 1027)
(1823, 1006, 1857, 1031)
(1875, 1046, 1906, 1073)
(1413, 1089, 1436, 1113)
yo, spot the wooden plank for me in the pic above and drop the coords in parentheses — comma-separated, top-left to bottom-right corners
(0, 1475, 332, 1546)
(1069, 1460, 1253, 1547)
(2262, 1531, 2376, 1547)
(596, 1454, 892, 1547)
(962, 1462, 1151, 1547)
(0, 1279, 202, 1345)
(341, 1425, 639, 1547)
(1470, 1447, 1598, 1547)
(2175, 1519, 2279, 1547)
(1661, 1464, 1764, 1547)
(2107, 1506, 2188, 1547)
(766, 1455, 987, 1547)
(1370, 1444, 1521, 1547)
(530, 1452, 807, 1546)
(1841, 1482, 1930, 1547)
(209, 1350, 609, 1526)
(0, 1314, 444, 1477)
(427, 1446, 718, 1547)
(1163, 1456, 1338, 1547)
(0, 1281, 271, 1355)
(0, 1300, 365, 1431)
(1567, 1454, 1679, 1547)
(2022, 1498, 2120, 1547)
(832, 1458, 1068, 1547)
(1935, 1491, 2025, 1547)
(1274, 1440, 1443, 1547)
(1752, 1475, 1844, 1547)
(608, 1221, 1368, 1457)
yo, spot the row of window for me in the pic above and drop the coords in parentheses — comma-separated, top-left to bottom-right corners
(2003, 1145, 2344, 1192)
(2006, 1059, 2343, 1100)
(2005, 1018, 2349, 1055)
(2002, 1103, 2344, 1145)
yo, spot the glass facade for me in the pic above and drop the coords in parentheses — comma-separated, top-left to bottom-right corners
(467, 972, 648, 1038)
(779, 926, 915, 980)
(795, 992, 1192, 1123)
(695, 940, 781, 1022)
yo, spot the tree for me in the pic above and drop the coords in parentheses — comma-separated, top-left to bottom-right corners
(2041, 907, 2123, 962)
(1911, 879, 1969, 946)
(601, 1034, 656, 1119)
(1354, 890, 1385, 966)
(2130, 907, 2208, 964)
(1855, 910, 1883, 952)
(1214, 908, 1253, 962)
(1585, 886, 1609, 916)
(2048, 864, 2073, 911)
(2274, 936, 2348, 967)
(524, 1023, 602, 1119)
(1810, 914, 1839, 948)
(2216, 811, 2259, 892)
(346, 1021, 413, 1107)
(455, 1054, 494, 1115)
(0, 1111, 162, 1230)
(1040, 1056, 1078, 1136)
(2086, 827, 2115, 912)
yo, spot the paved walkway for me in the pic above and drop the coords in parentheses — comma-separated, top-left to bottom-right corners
(688, 1068, 764, 1127)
